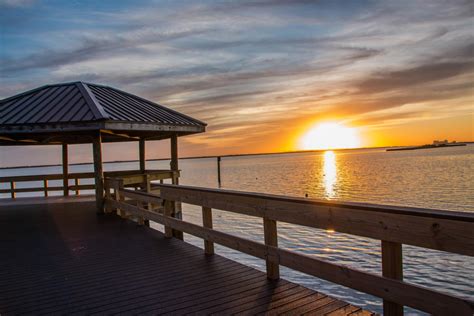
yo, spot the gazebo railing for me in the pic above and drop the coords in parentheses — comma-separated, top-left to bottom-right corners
(0, 170, 178, 198)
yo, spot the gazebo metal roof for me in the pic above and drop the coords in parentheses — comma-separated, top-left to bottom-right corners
(0, 82, 206, 145)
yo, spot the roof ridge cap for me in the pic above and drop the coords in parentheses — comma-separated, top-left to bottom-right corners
(76, 82, 109, 120)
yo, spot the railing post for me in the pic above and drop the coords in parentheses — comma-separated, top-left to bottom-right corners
(114, 179, 126, 218)
(10, 181, 15, 199)
(144, 174, 151, 226)
(137, 199, 145, 226)
(263, 217, 279, 280)
(75, 178, 80, 195)
(202, 206, 214, 255)
(217, 156, 222, 187)
(43, 180, 48, 197)
(163, 199, 174, 238)
(104, 179, 111, 213)
(62, 143, 69, 196)
(382, 240, 404, 316)
(162, 199, 183, 239)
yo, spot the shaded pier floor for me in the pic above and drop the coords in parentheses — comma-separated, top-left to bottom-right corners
(0, 197, 373, 315)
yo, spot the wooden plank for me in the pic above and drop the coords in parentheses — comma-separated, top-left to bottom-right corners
(66, 184, 95, 191)
(326, 305, 361, 315)
(62, 143, 69, 196)
(231, 287, 315, 314)
(0, 172, 94, 184)
(263, 217, 279, 279)
(92, 132, 104, 213)
(158, 184, 474, 256)
(110, 200, 474, 315)
(203, 282, 303, 314)
(264, 293, 327, 315)
(202, 206, 214, 255)
(1, 186, 63, 194)
(382, 241, 404, 316)
(120, 189, 163, 205)
(283, 296, 337, 315)
(306, 299, 350, 315)
(274, 247, 473, 315)
(0, 184, 93, 194)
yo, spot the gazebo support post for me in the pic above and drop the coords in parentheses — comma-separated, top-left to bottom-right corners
(93, 131, 104, 214)
(139, 138, 146, 173)
(62, 144, 69, 196)
(170, 134, 183, 240)
(139, 138, 150, 226)
(170, 134, 179, 185)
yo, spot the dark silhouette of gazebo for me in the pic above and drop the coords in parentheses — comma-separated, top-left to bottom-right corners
(0, 81, 206, 210)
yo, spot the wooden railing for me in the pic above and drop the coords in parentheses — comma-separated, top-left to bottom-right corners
(0, 172, 95, 197)
(103, 183, 474, 316)
(0, 170, 178, 198)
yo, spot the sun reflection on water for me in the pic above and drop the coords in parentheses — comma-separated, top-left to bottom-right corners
(323, 151, 337, 199)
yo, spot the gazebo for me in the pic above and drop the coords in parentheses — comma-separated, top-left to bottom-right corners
(0, 81, 206, 211)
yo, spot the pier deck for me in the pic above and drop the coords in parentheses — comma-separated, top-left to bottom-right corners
(0, 197, 372, 315)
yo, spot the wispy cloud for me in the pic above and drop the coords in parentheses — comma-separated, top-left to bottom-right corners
(0, 0, 473, 165)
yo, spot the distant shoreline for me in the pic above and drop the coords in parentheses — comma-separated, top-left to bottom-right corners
(1, 142, 472, 170)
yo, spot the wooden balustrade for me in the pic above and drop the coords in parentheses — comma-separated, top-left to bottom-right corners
(103, 182, 474, 316)
(0, 169, 178, 198)
(0, 172, 95, 197)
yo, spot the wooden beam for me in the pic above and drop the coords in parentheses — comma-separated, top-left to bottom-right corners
(92, 132, 104, 213)
(382, 241, 404, 316)
(263, 217, 279, 280)
(202, 207, 214, 255)
(139, 138, 146, 173)
(62, 143, 69, 196)
(157, 184, 474, 256)
(169, 134, 183, 240)
(105, 199, 474, 316)
(170, 134, 178, 176)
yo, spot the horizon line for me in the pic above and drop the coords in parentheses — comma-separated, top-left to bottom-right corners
(1, 142, 472, 170)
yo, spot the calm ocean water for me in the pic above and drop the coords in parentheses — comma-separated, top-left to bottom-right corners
(1, 145, 473, 314)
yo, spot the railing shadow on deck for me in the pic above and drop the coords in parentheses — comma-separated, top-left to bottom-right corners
(103, 175, 474, 316)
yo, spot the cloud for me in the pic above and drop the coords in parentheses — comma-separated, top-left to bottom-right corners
(0, 0, 35, 8)
(0, 28, 212, 76)
(1, 0, 473, 164)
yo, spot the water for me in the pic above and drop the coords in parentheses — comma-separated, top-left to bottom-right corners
(1, 145, 473, 314)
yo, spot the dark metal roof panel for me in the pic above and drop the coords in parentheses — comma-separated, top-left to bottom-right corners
(0, 83, 97, 125)
(85, 83, 205, 126)
(0, 82, 206, 128)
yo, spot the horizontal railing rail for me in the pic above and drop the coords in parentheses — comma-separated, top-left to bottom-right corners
(0, 172, 95, 197)
(103, 182, 474, 316)
(0, 169, 178, 198)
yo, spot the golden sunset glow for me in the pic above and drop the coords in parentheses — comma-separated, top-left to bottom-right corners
(300, 122, 361, 150)
(323, 151, 337, 199)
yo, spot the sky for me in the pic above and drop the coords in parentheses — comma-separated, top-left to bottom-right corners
(0, 0, 473, 167)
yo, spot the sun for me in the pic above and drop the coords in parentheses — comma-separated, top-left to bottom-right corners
(300, 122, 361, 150)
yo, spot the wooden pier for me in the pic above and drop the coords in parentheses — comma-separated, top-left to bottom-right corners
(2, 83, 474, 315)
(1, 196, 372, 315)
